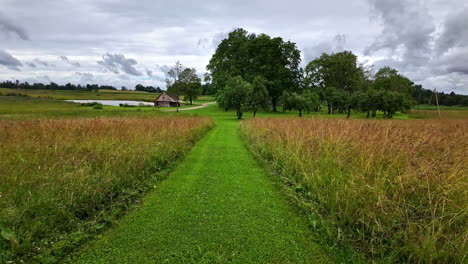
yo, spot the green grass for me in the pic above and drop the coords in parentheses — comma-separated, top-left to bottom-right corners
(195, 95, 216, 102)
(413, 104, 468, 110)
(67, 107, 347, 263)
(0, 94, 422, 121)
(0, 96, 207, 120)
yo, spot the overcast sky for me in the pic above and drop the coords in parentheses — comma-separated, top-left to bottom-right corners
(1, 0, 467, 94)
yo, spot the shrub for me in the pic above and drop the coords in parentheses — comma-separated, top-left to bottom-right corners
(119, 103, 137, 107)
(92, 104, 103, 109)
(80, 102, 101, 107)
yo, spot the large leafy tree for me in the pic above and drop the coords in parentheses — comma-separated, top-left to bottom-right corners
(217, 76, 251, 119)
(178, 68, 202, 105)
(305, 51, 361, 92)
(207, 28, 302, 111)
(166, 61, 185, 85)
(305, 51, 361, 114)
(248, 76, 270, 117)
(281, 90, 320, 117)
(206, 29, 251, 91)
(373, 66, 413, 96)
(166, 62, 202, 105)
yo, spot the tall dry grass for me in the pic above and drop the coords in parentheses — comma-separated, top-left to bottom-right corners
(242, 118, 467, 263)
(0, 117, 212, 261)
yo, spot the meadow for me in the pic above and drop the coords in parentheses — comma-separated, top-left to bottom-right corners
(0, 88, 159, 102)
(0, 88, 215, 104)
(241, 118, 467, 263)
(1, 93, 467, 263)
(0, 96, 207, 121)
(0, 116, 212, 262)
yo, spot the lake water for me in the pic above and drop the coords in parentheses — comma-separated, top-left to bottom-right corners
(65, 100, 154, 107)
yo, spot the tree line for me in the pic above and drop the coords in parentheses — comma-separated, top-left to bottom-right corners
(133, 84, 163, 93)
(0, 80, 117, 91)
(205, 28, 468, 118)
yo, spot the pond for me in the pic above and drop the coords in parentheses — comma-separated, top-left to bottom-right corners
(65, 100, 154, 107)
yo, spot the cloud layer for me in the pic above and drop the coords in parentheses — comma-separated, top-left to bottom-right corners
(0, 0, 467, 94)
(0, 12, 29, 40)
(0, 50, 22, 71)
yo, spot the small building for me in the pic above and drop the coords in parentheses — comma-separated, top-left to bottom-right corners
(154, 92, 181, 107)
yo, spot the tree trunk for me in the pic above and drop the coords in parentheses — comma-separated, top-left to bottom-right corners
(366, 111, 370, 118)
(238, 111, 243, 119)
(272, 97, 277, 112)
(299, 109, 302, 117)
(327, 103, 332, 114)
(253, 110, 257, 117)
(190, 98, 193, 105)
(347, 109, 351, 119)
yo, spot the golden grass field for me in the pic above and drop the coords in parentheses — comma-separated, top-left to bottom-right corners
(0, 117, 212, 261)
(242, 118, 467, 263)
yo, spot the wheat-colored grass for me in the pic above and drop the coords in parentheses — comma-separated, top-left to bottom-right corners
(242, 118, 467, 263)
(0, 117, 212, 261)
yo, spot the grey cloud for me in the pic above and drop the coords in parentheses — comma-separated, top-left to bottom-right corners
(98, 53, 143, 76)
(25, 62, 36, 68)
(156, 65, 170, 74)
(37, 75, 51, 82)
(197, 32, 229, 50)
(435, 8, 468, 56)
(303, 34, 347, 62)
(0, 50, 22, 71)
(60, 56, 81, 67)
(436, 49, 468, 75)
(118, 75, 130, 80)
(76, 72, 95, 83)
(0, 13, 29, 40)
(146, 69, 153, 77)
(33, 58, 55, 67)
(365, 0, 435, 66)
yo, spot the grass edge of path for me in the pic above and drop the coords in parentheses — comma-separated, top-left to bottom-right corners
(27, 123, 215, 264)
(67, 117, 340, 263)
(239, 122, 366, 264)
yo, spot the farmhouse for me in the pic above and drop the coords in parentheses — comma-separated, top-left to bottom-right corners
(154, 92, 180, 107)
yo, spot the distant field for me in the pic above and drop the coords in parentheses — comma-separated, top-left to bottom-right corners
(242, 118, 468, 263)
(195, 95, 216, 102)
(0, 88, 159, 102)
(0, 96, 205, 120)
(412, 104, 468, 111)
(0, 116, 213, 262)
(408, 109, 468, 119)
(0, 88, 216, 103)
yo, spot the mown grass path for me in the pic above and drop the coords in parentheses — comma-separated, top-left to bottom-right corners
(70, 112, 330, 263)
